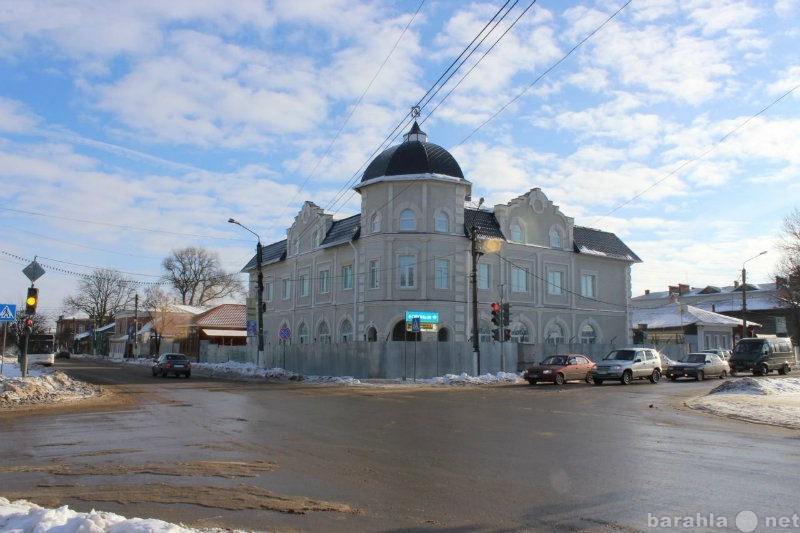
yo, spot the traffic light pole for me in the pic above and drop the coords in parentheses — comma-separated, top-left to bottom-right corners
(470, 226, 481, 375)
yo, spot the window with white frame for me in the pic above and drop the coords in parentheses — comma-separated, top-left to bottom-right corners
(435, 259, 449, 289)
(547, 270, 564, 295)
(580, 323, 597, 344)
(298, 323, 309, 344)
(342, 265, 353, 290)
(370, 213, 381, 233)
(477, 263, 490, 290)
(339, 319, 353, 342)
(510, 222, 522, 242)
(546, 323, 564, 344)
(549, 227, 563, 248)
(399, 209, 416, 231)
(511, 266, 528, 292)
(319, 269, 330, 294)
(435, 211, 449, 233)
(282, 279, 291, 300)
(299, 274, 309, 297)
(581, 273, 596, 299)
(399, 255, 416, 288)
(318, 321, 331, 344)
(369, 259, 380, 289)
(265, 281, 273, 302)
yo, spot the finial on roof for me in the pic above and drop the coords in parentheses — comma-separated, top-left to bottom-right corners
(403, 120, 428, 143)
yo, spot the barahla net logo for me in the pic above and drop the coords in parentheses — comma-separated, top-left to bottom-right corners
(648, 510, 800, 531)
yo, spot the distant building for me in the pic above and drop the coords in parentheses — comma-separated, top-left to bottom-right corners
(632, 281, 797, 346)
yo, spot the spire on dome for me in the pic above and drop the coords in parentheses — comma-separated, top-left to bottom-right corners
(403, 120, 428, 143)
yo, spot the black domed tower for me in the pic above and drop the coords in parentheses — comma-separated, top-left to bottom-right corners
(355, 121, 472, 237)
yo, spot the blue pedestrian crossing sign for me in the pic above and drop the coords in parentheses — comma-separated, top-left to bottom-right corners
(0, 304, 16, 322)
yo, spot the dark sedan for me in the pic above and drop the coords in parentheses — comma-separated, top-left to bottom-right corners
(152, 353, 192, 378)
(523, 354, 595, 385)
(666, 353, 729, 381)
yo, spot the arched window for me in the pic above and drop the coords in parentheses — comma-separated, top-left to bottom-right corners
(580, 323, 597, 344)
(550, 227, 563, 249)
(339, 319, 353, 343)
(435, 211, 449, 233)
(510, 222, 523, 242)
(509, 323, 529, 343)
(399, 209, 416, 231)
(366, 327, 377, 342)
(437, 328, 449, 341)
(317, 322, 331, 344)
(370, 213, 381, 233)
(546, 323, 564, 345)
(298, 322, 309, 344)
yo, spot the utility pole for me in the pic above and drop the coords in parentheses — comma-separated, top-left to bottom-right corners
(470, 225, 482, 375)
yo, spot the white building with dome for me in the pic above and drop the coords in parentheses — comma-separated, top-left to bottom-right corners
(238, 122, 641, 376)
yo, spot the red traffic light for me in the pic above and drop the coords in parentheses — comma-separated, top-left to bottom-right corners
(490, 302, 500, 311)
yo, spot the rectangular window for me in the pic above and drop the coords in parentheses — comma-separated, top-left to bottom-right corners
(399, 255, 416, 288)
(547, 271, 563, 295)
(511, 266, 528, 293)
(299, 275, 309, 297)
(265, 281, 273, 302)
(477, 264, 489, 290)
(369, 259, 379, 289)
(581, 273, 596, 298)
(282, 279, 291, 300)
(435, 259, 449, 289)
(319, 269, 330, 294)
(342, 265, 353, 290)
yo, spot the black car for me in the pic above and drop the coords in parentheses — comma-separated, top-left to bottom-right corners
(152, 353, 192, 378)
(55, 350, 71, 359)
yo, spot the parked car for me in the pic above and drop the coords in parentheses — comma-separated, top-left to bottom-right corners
(589, 347, 662, 385)
(55, 350, 71, 359)
(700, 348, 731, 360)
(523, 355, 595, 385)
(152, 353, 192, 378)
(729, 338, 794, 376)
(666, 353, 729, 381)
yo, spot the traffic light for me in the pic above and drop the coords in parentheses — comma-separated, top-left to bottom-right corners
(25, 287, 39, 314)
(502, 302, 511, 326)
(491, 303, 501, 341)
(24, 317, 33, 334)
(504, 328, 511, 341)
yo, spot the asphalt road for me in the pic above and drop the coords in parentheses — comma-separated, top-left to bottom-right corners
(2, 358, 799, 533)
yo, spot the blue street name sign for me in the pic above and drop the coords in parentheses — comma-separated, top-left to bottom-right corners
(405, 310, 439, 323)
(0, 304, 16, 322)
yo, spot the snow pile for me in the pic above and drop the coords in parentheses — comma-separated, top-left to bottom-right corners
(0, 368, 102, 407)
(0, 496, 242, 533)
(688, 376, 800, 430)
(422, 371, 522, 386)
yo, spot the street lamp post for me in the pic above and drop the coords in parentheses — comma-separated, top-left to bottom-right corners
(470, 226, 482, 375)
(741, 250, 767, 340)
(229, 218, 265, 366)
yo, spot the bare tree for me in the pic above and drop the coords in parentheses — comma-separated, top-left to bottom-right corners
(776, 208, 800, 341)
(161, 246, 242, 306)
(63, 268, 137, 325)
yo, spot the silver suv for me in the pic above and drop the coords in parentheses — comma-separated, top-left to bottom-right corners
(589, 348, 662, 385)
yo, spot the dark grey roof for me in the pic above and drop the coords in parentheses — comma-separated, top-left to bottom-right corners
(573, 226, 642, 263)
(320, 214, 361, 248)
(242, 240, 287, 271)
(464, 208, 505, 239)
(361, 141, 464, 181)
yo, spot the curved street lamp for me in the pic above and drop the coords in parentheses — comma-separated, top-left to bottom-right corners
(741, 250, 767, 340)
(229, 218, 264, 366)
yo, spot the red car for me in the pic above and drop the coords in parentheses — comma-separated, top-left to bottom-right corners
(523, 354, 595, 385)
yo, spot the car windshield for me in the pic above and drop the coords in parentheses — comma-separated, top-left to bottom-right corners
(542, 356, 567, 366)
(604, 350, 635, 361)
(685, 354, 706, 363)
(734, 342, 762, 354)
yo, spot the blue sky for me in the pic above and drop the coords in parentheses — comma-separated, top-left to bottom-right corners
(1, 0, 797, 319)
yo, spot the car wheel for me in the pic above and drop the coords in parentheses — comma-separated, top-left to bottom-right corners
(161, 369, 168, 378)
(720, 370, 727, 379)
(696, 370, 704, 381)
(649, 370, 661, 383)
(554, 373, 566, 386)
(620, 371, 632, 385)
(593, 379, 603, 385)
(526, 379, 537, 386)
(152, 368, 157, 377)
(778, 363, 789, 376)
(585, 374, 593, 384)
(759, 363, 769, 376)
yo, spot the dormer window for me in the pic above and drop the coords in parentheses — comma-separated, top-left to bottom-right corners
(550, 227, 563, 249)
(510, 222, 523, 242)
(399, 209, 416, 231)
(370, 213, 381, 233)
